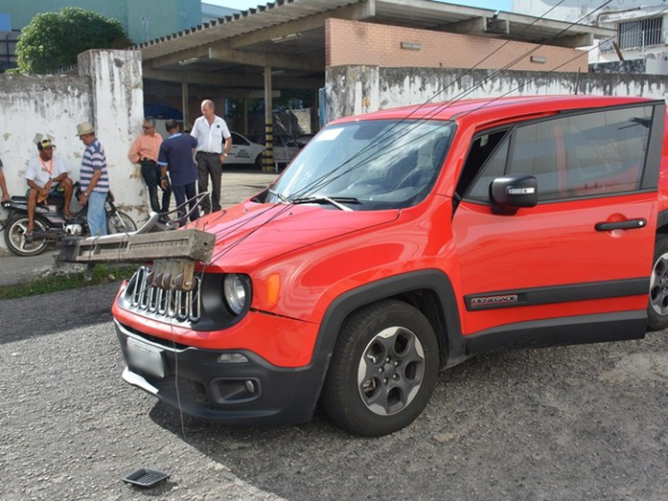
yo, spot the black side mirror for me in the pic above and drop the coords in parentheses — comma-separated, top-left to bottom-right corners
(490, 175, 537, 215)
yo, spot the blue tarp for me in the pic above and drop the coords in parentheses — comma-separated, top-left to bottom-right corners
(143, 102, 183, 120)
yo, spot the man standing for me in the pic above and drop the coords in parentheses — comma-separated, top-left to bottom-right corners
(128, 117, 170, 219)
(158, 120, 200, 226)
(24, 138, 73, 237)
(77, 122, 109, 237)
(191, 99, 232, 214)
(0, 156, 10, 203)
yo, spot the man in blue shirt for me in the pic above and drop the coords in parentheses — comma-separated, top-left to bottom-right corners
(77, 121, 109, 237)
(158, 120, 200, 226)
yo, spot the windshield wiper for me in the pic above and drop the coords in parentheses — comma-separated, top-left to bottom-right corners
(289, 196, 359, 211)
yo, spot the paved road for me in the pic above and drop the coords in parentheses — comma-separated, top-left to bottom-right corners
(2, 282, 668, 501)
(2, 169, 668, 500)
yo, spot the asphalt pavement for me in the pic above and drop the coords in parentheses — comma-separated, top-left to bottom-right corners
(0, 169, 278, 287)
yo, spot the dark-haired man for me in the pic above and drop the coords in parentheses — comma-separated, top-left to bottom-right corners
(24, 138, 73, 237)
(158, 120, 200, 226)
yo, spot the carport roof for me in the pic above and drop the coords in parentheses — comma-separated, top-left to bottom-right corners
(138, 0, 614, 62)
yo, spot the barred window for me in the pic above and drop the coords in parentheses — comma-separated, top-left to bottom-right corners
(618, 16, 664, 50)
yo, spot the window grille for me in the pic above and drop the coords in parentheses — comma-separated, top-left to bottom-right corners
(618, 16, 664, 50)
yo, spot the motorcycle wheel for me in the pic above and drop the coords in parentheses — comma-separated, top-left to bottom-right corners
(106, 211, 137, 235)
(4, 215, 50, 256)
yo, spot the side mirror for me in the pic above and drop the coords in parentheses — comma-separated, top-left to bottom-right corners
(490, 175, 537, 215)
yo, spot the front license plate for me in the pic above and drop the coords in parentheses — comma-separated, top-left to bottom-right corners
(127, 338, 165, 378)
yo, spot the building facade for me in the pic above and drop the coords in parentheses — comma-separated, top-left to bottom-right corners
(513, 0, 668, 74)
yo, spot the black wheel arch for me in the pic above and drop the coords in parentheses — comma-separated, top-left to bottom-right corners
(657, 208, 668, 235)
(311, 269, 465, 386)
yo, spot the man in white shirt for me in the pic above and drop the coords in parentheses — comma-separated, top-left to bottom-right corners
(24, 138, 73, 236)
(190, 99, 232, 214)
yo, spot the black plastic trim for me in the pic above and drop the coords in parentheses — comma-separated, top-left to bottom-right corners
(465, 310, 647, 354)
(465, 277, 649, 311)
(658, 209, 668, 230)
(641, 103, 664, 191)
(115, 320, 321, 426)
(311, 269, 466, 376)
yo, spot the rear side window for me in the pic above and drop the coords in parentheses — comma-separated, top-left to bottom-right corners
(508, 106, 652, 201)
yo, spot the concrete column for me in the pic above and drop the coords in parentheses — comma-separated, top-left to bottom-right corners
(263, 67, 274, 173)
(182, 79, 189, 128)
(78, 49, 145, 220)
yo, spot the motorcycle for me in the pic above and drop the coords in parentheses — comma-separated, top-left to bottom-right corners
(1, 183, 137, 256)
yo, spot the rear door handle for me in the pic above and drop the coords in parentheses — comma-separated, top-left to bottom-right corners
(595, 219, 647, 232)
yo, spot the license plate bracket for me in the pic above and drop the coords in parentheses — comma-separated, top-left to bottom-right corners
(127, 337, 165, 378)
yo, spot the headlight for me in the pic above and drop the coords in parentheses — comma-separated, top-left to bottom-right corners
(223, 274, 251, 315)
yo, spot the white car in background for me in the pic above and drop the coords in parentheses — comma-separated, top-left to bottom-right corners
(227, 132, 265, 167)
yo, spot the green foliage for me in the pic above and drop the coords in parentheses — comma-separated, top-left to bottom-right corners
(16, 7, 130, 74)
(0, 264, 135, 300)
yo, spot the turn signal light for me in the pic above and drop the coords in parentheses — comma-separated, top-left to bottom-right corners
(267, 273, 280, 305)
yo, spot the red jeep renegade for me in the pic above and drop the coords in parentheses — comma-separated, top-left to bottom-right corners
(112, 95, 668, 436)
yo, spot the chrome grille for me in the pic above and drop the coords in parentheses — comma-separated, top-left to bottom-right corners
(125, 266, 201, 323)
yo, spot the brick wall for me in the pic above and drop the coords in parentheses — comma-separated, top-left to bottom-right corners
(326, 18, 588, 73)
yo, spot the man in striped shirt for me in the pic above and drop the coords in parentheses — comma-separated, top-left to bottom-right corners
(77, 122, 109, 237)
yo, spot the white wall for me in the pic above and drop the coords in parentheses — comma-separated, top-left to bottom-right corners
(326, 66, 668, 121)
(0, 49, 147, 253)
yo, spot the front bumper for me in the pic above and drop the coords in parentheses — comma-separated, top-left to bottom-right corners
(114, 319, 326, 426)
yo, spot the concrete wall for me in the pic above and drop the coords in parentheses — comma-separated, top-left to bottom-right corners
(0, 49, 146, 253)
(325, 65, 668, 121)
(325, 19, 588, 73)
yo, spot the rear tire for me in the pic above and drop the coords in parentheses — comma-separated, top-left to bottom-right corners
(648, 234, 668, 331)
(106, 211, 137, 235)
(321, 300, 439, 436)
(4, 215, 49, 256)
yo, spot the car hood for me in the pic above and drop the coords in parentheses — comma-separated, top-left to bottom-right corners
(198, 201, 400, 270)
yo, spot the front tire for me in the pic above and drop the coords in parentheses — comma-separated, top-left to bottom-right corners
(106, 211, 137, 235)
(648, 234, 668, 331)
(4, 215, 49, 256)
(321, 300, 439, 436)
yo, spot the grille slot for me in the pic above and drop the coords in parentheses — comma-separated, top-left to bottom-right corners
(124, 266, 202, 324)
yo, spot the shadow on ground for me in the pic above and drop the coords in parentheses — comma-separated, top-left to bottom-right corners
(0, 282, 119, 344)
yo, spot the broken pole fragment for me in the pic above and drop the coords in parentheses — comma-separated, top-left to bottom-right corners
(57, 229, 216, 292)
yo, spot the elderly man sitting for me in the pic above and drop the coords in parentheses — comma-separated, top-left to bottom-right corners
(24, 138, 73, 238)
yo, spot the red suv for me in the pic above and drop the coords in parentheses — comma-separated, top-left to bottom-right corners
(112, 95, 668, 436)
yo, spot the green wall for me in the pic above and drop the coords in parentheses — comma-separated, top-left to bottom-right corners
(3, 0, 202, 43)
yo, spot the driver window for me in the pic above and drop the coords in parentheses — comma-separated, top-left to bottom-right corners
(507, 106, 651, 201)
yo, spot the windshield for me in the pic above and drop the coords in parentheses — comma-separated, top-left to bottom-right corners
(264, 119, 455, 210)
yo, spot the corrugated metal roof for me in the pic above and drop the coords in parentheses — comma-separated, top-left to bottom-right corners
(138, 0, 615, 62)
(139, 0, 358, 60)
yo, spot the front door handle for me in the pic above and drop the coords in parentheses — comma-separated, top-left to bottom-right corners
(595, 219, 647, 232)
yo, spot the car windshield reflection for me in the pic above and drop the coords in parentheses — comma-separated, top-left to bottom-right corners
(264, 120, 455, 210)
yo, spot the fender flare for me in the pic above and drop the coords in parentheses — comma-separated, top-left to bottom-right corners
(305, 269, 465, 408)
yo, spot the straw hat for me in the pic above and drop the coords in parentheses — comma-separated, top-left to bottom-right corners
(76, 122, 95, 136)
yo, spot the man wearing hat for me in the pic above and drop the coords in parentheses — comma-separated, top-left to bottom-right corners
(77, 122, 109, 237)
(24, 137, 73, 237)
